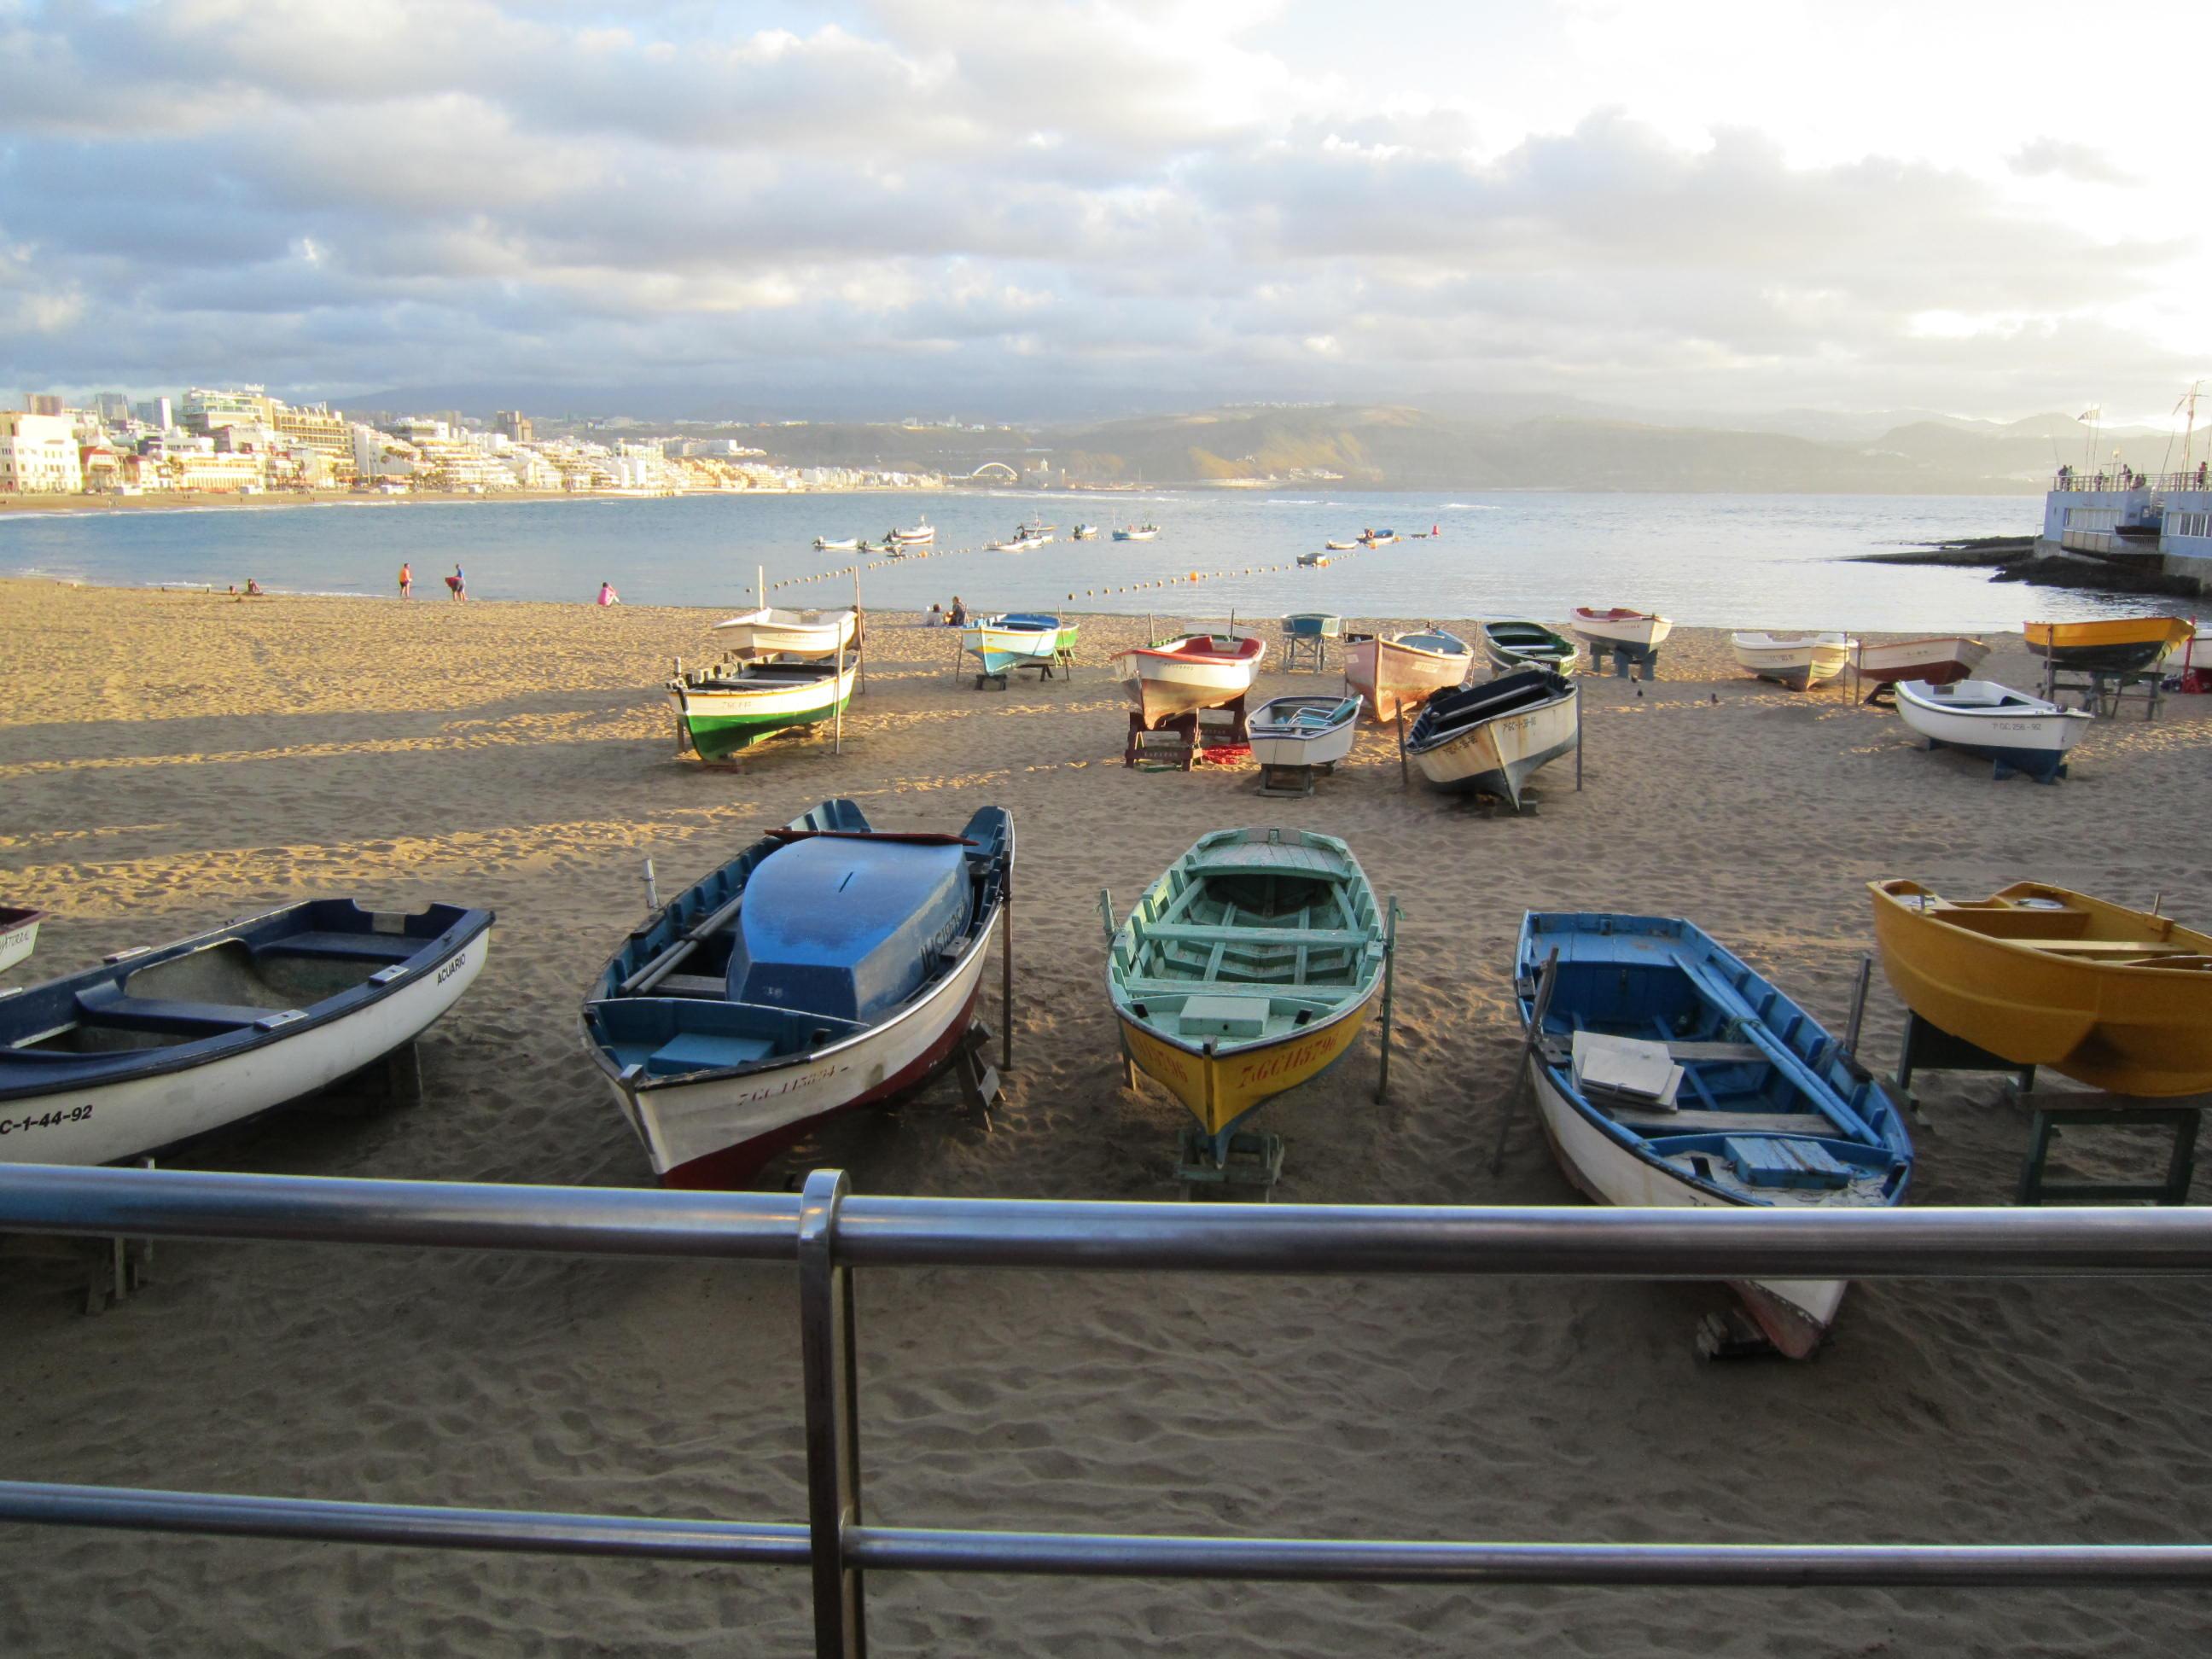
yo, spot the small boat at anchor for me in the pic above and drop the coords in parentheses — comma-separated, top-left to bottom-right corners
(2024, 615, 2194, 674)
(1868, 879, 2212, 1097)
(1248, 693, 1362, 771)
(0, 905, 43, 975)
(890, 521, 935, 546)
(1517, 911, 1913, 1358)
(1893, 678, 2092, 783)
(708, 606, 857, 661)
(670, 655, 858, 760)
(0, 899, 492, 1166)
(1110, 633, 1266, 725)
(1852, 636, 1989, 696)
(1106, 828, 1387, 1161)
(1298, 552, 1330, 568)
(812, 537, 859, 552)
(1112, 523, 1161, 541)
(1324, 539, 1360, 551)
(1731, 632, 1855, 691)
(585, 800, 1014, 1186)
(1072, 524, 1100, 540)
(1479, 620, 1579, 675)
(1406, 669, 1580, 809)
(1343, 629, 1473, 723)
(963, 614, 1062, 676)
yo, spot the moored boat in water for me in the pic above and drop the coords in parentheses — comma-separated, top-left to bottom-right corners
(1517, 911, 1913, 1357)
(0, 899, 492, 1166)
(1868, 879, 2212, 1097)
(1107, 828, 1386, 1160)
(584, 800, 1013, 1186)
(1892, 678, 2092, 783)
(1112, 523, 1161, 541)
(1110, 633, 1266, 725)
(1342, 629, 1473, 722)
(1406, 669, 1579, 809)
(1731, 632, 1854, 691)
(812, 537, 859, 552)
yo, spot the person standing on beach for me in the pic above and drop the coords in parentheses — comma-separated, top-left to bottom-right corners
(446, 563, 467, 601)
(399, 561, 412, 600)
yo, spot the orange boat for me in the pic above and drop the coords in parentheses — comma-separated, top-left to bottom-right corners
(1868, 880, 2212, 1097)
(2023, 616, 2194, 675)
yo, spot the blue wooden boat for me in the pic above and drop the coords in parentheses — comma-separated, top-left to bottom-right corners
(0, 899, 492, 1166)
(584, 799, 1014, 1187)
(1516, 911, 1913, 1356)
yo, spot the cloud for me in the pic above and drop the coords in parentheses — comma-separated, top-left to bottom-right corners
(0, 0, 2197, 417)
(2007, 137, 2138, 187)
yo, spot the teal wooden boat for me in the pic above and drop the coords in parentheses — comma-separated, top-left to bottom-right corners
(1480, 620, 1579, 674)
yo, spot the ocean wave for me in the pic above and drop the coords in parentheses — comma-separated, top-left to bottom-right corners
(1441, 503, 1502, 510)
(1261, 498, 1321, 505)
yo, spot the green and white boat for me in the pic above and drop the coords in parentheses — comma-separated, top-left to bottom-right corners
(671, 655, 857, 760)
(1479, 620, 1580, 675)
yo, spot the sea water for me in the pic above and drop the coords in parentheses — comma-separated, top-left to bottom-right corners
(0, 489, 2175, 631)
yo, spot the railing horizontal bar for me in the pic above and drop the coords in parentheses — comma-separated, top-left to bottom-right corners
(850, 1528, 2212, 1587)
(0, 1480, 811, 1564)
(4, 1480, 2205, 1590)
(9, 1165, 2212, 1278)
(0, 1165, 801, 1260)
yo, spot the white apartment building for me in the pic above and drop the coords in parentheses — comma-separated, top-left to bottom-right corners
(0, 411, 85, 492)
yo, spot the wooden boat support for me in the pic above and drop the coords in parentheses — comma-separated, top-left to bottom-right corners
(10, 1167, 2212, 1659)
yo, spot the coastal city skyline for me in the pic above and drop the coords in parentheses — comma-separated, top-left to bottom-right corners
(2, 0, 2206, 425)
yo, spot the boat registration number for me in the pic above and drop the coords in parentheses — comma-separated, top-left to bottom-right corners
(0, 1104, 94, 1136)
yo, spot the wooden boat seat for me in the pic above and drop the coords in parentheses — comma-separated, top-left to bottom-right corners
(2023, 940, 2197, 956)
(646, 1032, 777, 1077)
(1612, 1109, 1835, 1135)
(1141, 923, 1367, 947)
(73, 985, 290, 1034)
(651, 974, 729, 998)
(255, 931, 421, 963)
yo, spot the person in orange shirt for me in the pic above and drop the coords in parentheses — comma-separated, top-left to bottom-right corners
(399, 561, 412, 599)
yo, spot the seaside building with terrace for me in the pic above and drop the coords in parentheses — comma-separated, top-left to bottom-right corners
(2040, 463, 2212, 591)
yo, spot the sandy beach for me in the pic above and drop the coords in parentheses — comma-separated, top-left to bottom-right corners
(3, 576, 2211, 1655)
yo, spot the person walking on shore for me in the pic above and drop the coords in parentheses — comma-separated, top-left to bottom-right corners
(399, 561, 412, 600)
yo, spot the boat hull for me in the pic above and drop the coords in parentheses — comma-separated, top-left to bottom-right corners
(1247, 707, 1359, 768)
(0, 927, 490, 1165)
(2025, 617, 2192, 674)
(710, 608, 857, 660)
(1344, 636, 1470, 722)
(1894, 682, 2089, 783)
(1412, 686, 1579, 807)
(1732, 638, 1852, 690)
(963, 623, 1059, 674)
(1480, 625, 1578, 676)
(0, 910, 40, 975)
(1110, 639, 1263, 724)
(1869, 881, 2212, 1096)
(673, 664, 857, 760)
(1854, 637, 1989, 688)
(1117, 988, 1375, 1141)
(1526, 1057, 1843, 1357)
(1570, 610, 1673, 652)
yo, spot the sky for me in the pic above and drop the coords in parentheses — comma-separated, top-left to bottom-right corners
(1, 0, 2206, 423)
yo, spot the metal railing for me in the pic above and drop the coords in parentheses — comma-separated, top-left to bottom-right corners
(2052, 469, 2212, 494)
(4, 1162, 2212, 1655)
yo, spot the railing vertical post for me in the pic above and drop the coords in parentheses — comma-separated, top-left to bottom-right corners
(799, 1169, 865, 1658)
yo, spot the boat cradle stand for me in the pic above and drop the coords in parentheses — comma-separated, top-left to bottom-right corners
(1174, 1125, 1285, 1196)
(1256, 761, 1319, 798)
(2040, 661, 2165, 722)
(975, 660, 1062, 693)
(1586, 640, 1661, 679)
(1124, 699, 1249, 771)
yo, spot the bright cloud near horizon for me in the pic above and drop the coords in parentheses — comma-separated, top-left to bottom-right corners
(1, 0, 2205, 423)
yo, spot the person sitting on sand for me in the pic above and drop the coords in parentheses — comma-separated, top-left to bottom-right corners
(947, 596, 968, 627)
(244, 578, 263, 597)
(597, 580, 620, 607)
(928, 601, 942, 621)
(399, 561, 412, 600)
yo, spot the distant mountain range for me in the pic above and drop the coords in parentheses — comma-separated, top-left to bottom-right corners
(346, 386, 2186, 492)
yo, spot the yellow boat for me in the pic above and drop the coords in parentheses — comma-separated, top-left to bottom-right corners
(2023, 616, 2194, 675)
(1105, 829, 1387, 1157)
(1868, 880, 2212, 1096)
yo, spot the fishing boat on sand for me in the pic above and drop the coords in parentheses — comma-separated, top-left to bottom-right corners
(670, 656, 857, 760)
(2024, 616, 2194, 674)
(1106, 828, 1387, 1162)
(1852, 636, 1989, 696)
(1406, 669, 1579, 809)
(1868, 879, 2212, 1097)
(1248, 693, 1361, 770)
(0, 899, 492, 1166)
(0, 905, 43, 975)
(1731, 632, 1854, 691)
(1517, 911, 1913, 1358)
(709, 606, 857, 661)
(963, 614, 1062, 676)
(584, 800, 1013, 1187)
(1570, 607, 1673, 655)
(1343, 629, 1473, 722)
(1112, 523, 1161, 541)
(1479, 620, 1579, 675)
(1893, 678, 2092, 783)
(1110, 633, 1266, 725)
